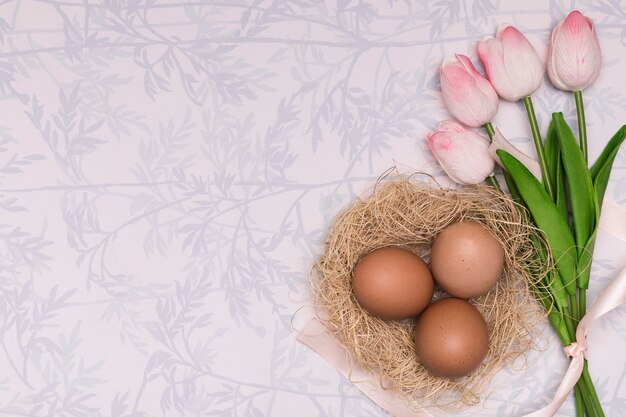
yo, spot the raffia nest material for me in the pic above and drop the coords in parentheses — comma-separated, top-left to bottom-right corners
(312, 176, 549, 409)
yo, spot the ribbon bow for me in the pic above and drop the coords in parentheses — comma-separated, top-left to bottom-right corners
(563, 342, 587, 359)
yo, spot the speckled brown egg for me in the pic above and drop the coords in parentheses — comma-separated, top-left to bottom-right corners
(352, 247, 434, 320)
(430, 221, 504, 299)
(414, 298, 489, 378)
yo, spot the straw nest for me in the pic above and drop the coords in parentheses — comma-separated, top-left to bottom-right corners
(312, 176, 550, 409)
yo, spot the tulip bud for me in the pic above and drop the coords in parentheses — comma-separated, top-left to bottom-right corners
(427, 121, 495, 185)
(548, 11, 601, 91)
(439, 54, 499, 127)
(477, 25, 544, 101)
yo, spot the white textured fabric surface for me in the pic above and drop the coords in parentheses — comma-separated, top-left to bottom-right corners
(0, 1, 624, 416)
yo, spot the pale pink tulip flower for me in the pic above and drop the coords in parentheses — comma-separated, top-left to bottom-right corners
(548, 10, 601, 91)
(427, 121, 495, 185)
(477, 25, 544, 101)
(488, 128, 542, 180)
(439, 54, 499, 127)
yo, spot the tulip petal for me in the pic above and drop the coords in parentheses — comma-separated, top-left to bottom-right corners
(500, 27, 543, 98)
(548, 10, 601, 91)
(440, 55, 499, 127)
(489, 128, 542, 180)
(428, 121, 495, 185)
(478, 26, 544, 101)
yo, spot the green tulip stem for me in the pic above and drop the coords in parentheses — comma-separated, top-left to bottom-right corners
(574, 90, 588, 165)
(574, 91, 598, 415)
(482, 123, 501, 189)
(484, 122, 496, 142)
(563, 313, 576, 342)
(523, 96, 555, 200)
(583, 361, 605, 417)
(487, 175, 501, 189)
(551, 312, 597, 417)
(580, 288, 587, 321)
(574, 384, 584, 417)
(578, 382, 596, 417)
(575, 90, 589, 338)
(570, 293, 579, 323)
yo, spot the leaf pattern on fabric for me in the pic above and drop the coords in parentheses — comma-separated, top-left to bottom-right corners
(0, 1, 623, 416)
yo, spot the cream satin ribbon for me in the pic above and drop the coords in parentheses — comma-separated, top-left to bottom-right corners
(599, 199, 626, 244)
(523, 266, 626, 417)
(297, 318, 434, 417)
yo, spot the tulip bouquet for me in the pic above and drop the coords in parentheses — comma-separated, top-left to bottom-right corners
(429, 11, 625, 417)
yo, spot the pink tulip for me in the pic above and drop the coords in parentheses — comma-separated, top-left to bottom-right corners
(477, 25, 544, 101)
(548, 11, 601, 91)
(439, 54, 499, 127)
(427, 121, 495, 185)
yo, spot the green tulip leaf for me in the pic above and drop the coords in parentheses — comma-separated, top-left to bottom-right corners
(590, 125, 626, 210)
(578, 181, 600, 290)
(577, 230, 596, 290)
(506, 171, 569, 309)
(544, 120, 568, 222)
(530, 263, 569, 343)
(575, 125, 626, 288)
(503, 170, 521, 203)
(497, 149, 577, 297)
(529, 233, 569, 310)
(553, 112, 596, 251)
(544, 120, 559, 191)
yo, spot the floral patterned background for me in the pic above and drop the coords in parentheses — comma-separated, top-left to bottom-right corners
(0, 1, 624, 416)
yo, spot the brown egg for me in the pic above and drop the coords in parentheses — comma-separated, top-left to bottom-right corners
(414, 298, 489, 378)
(430, 221, 504, 298)
(352, 247, 434, 320)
